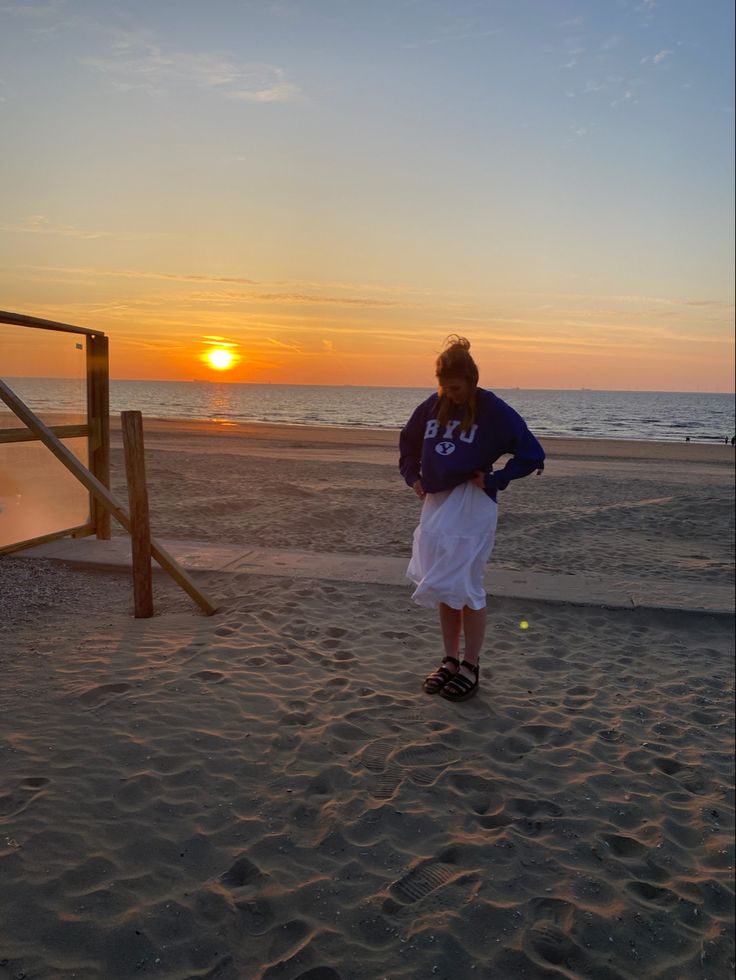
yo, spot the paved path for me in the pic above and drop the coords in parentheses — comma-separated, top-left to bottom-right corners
(16, 536, 734, 616)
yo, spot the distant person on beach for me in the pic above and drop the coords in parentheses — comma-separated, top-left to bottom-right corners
(732, 436, 735, 446)
(399, 336, 545, 702)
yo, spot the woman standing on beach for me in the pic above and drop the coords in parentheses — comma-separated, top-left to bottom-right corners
(399, 337, 545, 701)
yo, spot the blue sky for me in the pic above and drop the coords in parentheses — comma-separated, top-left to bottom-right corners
(0, 0, 733, 389)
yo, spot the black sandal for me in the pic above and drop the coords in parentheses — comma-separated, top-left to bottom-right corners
(440, 660, 480, 702)
(422, 656, 460, 694)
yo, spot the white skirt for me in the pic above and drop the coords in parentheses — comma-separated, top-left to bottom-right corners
(406, 481, 498, 611)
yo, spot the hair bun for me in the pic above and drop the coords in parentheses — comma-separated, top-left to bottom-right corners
(442, 334, 471, 353)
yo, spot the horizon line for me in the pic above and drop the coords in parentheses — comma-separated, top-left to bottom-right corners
(3, 376, 734, 396)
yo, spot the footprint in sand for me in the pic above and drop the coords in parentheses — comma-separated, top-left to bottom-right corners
(236, 897, 275, 935)
(509, 797, 564, 818)
(527, 897, 575, 926)
(448, 772, 497, 795)
(360, 739, 396, 773)
(190, 670, 226, 683)
(388, 859, 457, 905)
(599, 833, 647, 859)
(359, 739, 403, 799)
(522, 898, 578, 969)
(393, 743, 458, 769)
(526, 922, 581, 969)
(78, 682, 131, 707)
(282, 710, 312, 726)
(690, 708, 719, 725)
(314, 678, 351, 703)
(0, 777, 50, 817)
(220, 855, 267, 890)
(392, 741, 457, 788)
(403, 707, 427, 724)
(625, 880, 679, 908)
(623, 749, 652, 773)
(408, 768, 447, 787)
(478, 812, 514, 831)
(329, 721, 369, 742)
(369, 764, 404, 800)
(597, 728, 624, 742)
(676, 768, 714, 796)
(22, 777, 50, 789)
(563, 684, 595, 707)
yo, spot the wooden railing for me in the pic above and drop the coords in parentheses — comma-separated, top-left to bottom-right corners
(0, 310, 111, 551)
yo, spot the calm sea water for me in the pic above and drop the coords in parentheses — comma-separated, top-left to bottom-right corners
(4, 378, 735, 444)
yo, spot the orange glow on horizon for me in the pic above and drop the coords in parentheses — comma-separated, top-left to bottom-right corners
(1, 304, 733, 393)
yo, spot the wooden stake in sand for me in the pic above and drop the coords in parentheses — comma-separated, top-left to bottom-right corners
(0, 380, 219, 616)
(86, 332, 111, 541)
(121, 411, 153, 618)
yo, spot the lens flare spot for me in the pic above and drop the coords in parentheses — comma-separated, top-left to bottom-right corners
(519, 620, 530, 630)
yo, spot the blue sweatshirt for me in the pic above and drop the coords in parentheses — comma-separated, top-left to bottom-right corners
(399, 388, 545, 500)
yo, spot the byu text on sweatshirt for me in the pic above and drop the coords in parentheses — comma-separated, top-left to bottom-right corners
(399, 388, 545, 500)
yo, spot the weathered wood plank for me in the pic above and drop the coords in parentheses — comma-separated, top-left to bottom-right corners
(121, 411, 153, 618)
(0, 424, 89, 445)
(87, 333, 111, 540)
(0, 309, 101, 337)
(0, 523, 94, 556)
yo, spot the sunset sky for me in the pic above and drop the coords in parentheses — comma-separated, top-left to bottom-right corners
(1, 0, 733, 391)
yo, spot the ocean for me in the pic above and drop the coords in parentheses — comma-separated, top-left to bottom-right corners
(3, 378, 735, 444)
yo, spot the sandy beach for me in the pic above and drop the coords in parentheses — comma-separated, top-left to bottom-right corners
(1, 422, 734, 979)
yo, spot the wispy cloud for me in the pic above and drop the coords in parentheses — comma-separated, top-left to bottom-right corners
(81, 36, 301, 102)
(16, 264, 257, 285)
(2, 4, 300, 103)
(0, 215, 153, 240)
(225, 67, 300, 103)
(201, 335, 239, 348)
(322, 339, 335, 354)
(14, 265, 439, 298)
(641, 48, 673, 65)
(248, 292, 405, 308)
(401, 27, 495, 50)
(267, 337, 302, 352)
(162, 289, 417, 311)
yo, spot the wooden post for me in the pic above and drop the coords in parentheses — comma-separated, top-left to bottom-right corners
(121, 411, 153, 618)
(0, 379, 219, 616)
(87, 333, 111, 540)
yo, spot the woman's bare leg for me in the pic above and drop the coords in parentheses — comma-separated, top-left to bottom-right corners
(438, 603, 462, 663)
(460, 605, 486, 678)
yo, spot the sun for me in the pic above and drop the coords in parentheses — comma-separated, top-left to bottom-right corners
(205, 348, 236, 371)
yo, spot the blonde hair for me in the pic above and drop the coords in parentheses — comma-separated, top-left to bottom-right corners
(435, 335, 479, 433)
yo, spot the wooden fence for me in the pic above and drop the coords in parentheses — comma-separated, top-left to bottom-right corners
(0, 310, 110, 553)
